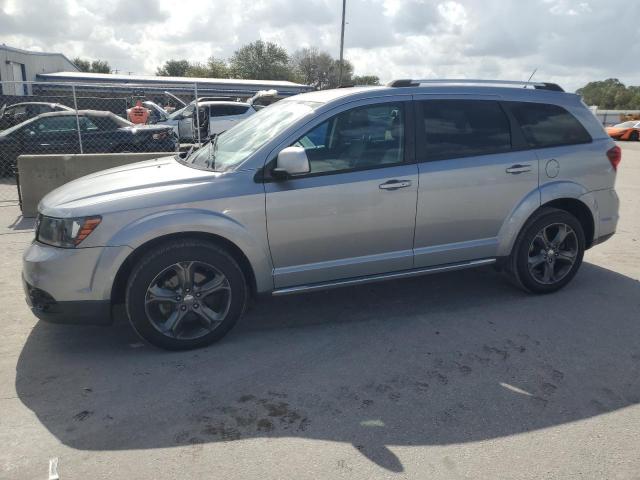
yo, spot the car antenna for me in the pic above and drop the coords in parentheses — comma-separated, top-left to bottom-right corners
(525, 68, 538, 87)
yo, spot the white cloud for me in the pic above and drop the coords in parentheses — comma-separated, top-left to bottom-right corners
(0, 0, 639, 91)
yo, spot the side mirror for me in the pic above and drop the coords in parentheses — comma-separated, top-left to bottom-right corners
(273, 146, 310, 179)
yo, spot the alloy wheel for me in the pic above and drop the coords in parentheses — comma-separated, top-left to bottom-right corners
(144, 261, 232, 340)
(527, 223, 579, 285)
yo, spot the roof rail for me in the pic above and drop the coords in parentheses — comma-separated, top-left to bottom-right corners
(387, 79, 564, 92)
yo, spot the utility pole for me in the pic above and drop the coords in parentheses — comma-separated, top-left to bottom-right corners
(338, 0, 346, 86)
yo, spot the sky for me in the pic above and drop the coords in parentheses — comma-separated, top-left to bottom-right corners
(0, 0, 638, 92)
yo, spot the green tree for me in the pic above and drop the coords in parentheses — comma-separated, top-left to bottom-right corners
(90, 60, 111, 74)
(73, 57, 111, 73)
(156, 57, 229, 78)
(290, 48, 354, 89)
(184, 62, 209, 77)
(205, 56, 230, 78)
(156, 59, 191, 77)
(229, 40, 292, 80)
(73, 57, 91, 72)
(576, 79, 633, 109)
(351, 75, 381, 86)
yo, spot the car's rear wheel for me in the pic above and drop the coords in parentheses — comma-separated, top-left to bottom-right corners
(126, 239, 248, 350)
(509, 208, 585, 294)
(630, 130, 639, 141)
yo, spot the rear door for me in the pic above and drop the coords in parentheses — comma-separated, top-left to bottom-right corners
(413, 97, 539, 267)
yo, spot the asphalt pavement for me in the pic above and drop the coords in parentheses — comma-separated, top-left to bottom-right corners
(1, 143, 639, 479)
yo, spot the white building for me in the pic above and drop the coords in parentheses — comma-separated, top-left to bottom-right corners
(0, 44, 78, 96)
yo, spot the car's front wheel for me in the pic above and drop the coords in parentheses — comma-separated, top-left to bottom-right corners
(126, 239, 248, 350)
(509, 208, 585, 294)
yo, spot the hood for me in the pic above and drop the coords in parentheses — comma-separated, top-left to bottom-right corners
(39, 156, 221, 218)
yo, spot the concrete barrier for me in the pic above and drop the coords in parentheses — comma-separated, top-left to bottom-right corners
(17, 152, 172, 217)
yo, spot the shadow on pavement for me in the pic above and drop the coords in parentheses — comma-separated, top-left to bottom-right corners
(6, 215, 35, 231)
(15, 263, 640, 472)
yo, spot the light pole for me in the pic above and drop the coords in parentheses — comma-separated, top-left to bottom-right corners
(338, 0, 346, 86)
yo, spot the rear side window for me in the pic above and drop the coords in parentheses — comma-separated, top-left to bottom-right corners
(420, 100, 512, 160)
(509, 102, 591, 148)
(90, 116, 120, 130)
(210, 105, 250, 117)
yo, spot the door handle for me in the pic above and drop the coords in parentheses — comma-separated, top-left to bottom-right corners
(379, 179, 412, 190)
(505, 164, 532, 174)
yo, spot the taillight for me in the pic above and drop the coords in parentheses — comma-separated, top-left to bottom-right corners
(607, 145, 622, 171)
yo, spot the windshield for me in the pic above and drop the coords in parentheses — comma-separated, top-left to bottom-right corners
(0, 117, 35, 137)
(182, 100, 320, 171)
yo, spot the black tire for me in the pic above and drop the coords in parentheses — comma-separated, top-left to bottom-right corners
(509, 207, 585, 294)
(630, 130, 639, 142)
(126, 239, 248, 350)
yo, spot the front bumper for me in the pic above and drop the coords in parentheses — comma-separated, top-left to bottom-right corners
(23, 278, 111, 324)
(22, 241, 132, 325)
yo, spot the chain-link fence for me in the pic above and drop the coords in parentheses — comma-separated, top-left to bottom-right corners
(0, 80, 281, 204)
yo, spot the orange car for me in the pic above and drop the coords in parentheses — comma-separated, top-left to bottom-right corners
(605, 121, 640, 141)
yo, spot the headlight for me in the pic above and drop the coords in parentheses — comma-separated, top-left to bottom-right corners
(36, 215, 102, 248)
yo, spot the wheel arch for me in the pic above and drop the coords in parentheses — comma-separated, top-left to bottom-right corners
(497, 182, 598, 258)
(111, 231, 258, 305)
(541, 198, 595, 249)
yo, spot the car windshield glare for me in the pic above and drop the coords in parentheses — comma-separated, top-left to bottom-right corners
(184, 100, 320, 171)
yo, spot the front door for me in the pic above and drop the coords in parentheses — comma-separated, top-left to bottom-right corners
(413, 97, 539, 267)
(265, 100, 418, 288)
(24, 116, 80, 155)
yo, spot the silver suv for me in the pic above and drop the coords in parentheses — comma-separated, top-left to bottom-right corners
(23, 79, 621, 350)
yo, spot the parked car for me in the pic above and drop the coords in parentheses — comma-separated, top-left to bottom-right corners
(23, 79, 620, 350)
(160, 101, 257, 141)
(0, 102, 74, 130)
(0, 110, 177, 172)
(605, 121, 640, 141)
(159, 90, 278, 142)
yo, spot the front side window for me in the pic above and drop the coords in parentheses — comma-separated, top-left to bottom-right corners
(420, 100, 512, 161)
(509, 102, 591, 148)
(30, 116, 78, 134)
(293, 103, 405, 174)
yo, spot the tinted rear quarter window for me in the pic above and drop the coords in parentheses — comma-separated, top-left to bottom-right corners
(210, 105, 250, 117)
(420, 100, 512, 160)
(509, 102, 591, 148)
